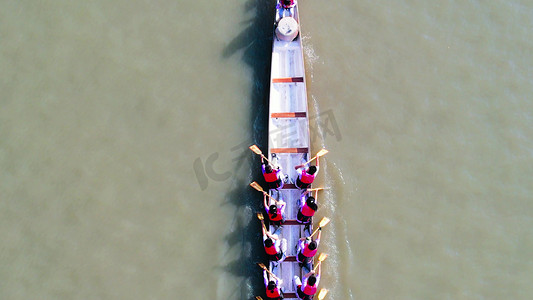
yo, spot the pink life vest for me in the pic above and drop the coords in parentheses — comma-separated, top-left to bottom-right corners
(302, 244, 318, 258)
(299, 169, 316, 184)
(301, 203, 315, 217)
(302, 283, 318, 296)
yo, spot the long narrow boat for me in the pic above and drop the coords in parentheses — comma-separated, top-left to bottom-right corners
(266, 1, 314, 298)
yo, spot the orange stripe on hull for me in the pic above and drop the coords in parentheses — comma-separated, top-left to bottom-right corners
(272, 77, 304, 83)
(271, 148, 308, 153)
(271, 112, 307, 118)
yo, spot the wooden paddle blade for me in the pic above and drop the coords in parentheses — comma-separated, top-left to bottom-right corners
(256, 296, 264, 300)
(317, 288, 328, 300)
(249, 145, 262, 155)
(257, 213, 264, 220)
(257, 262, 267, 270)
(316, 149, 329, 157)
(250, 181, 263, 192)
(318, 253, 328, 262)
(319, 217, 330, 228)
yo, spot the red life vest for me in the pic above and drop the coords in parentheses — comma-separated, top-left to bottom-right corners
(302, 283, 317, 296)
(269, 211, 283, 221)
(302, 244, 318, 258)
(263, 170, 279, 182)
(299, 170, 316, 184)
(265, 243, 278, 256)
(266, 286, 281, 298)
(301, 203, 315, 217)
(281, 0, 295, 9)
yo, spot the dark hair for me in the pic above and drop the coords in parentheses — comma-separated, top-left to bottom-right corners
(307, 166, 317, 175)
(308, 275, 317, 286)
(268, 281, 276, 290)
(265, 238, 273, 247)
(265, 164, 273, 173)
(270, 205, 277, 213)
(306, 196, 318, 211)
(308, 241, 317, 250)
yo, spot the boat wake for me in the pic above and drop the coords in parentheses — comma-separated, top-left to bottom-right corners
(309, 88, 356, 299)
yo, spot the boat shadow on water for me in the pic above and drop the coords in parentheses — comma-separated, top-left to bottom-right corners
(220, 0, 277, 299)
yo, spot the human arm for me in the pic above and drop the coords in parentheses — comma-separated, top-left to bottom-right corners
(278, 200, 286, 214)
(303, 270, 315, 278)
(263, 270, 269, 286)
(316, 262, 321, 281)
(263, 194, 268, 210)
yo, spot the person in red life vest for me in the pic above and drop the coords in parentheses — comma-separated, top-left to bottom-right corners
(276, 0, 296, 22)
(261, 217, 287, 263)
(293, 264, 321, 300)
(263, 194, 286, 227)
(297, 194, 318, 224)
(262, 157, 285, 190)
(263, 270, 284, 299)
(294, 156, 320, 190)
(296, 229, 321, 269)
(281, 0, 296, 9)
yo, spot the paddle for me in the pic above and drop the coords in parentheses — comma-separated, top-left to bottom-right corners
(312, 253, 328, 272)
(257, 262, 281, 281)
(310, 217, 330, 238)
(317, 288, 329, 300)
(257, 212, 268, 233)
(303, 149, 328, 165)
(307, 187, 325, 192)
(256, 297, 263, 300)
(250, 182, 280, 204)
(249, 145, 274, 165)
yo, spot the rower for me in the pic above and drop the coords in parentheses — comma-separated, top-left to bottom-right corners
(297, 194, 317, 225)
(295, 156, 320, 190)
(261, 217, 287, 263)
(276, 0, 296, 22)
(263, 194, 286, 227)
(296, 229, 321, 270)
(281, 0, 296, 9)
(263, 270, 283, 300)
(262, 157, 285, 190)
(294, 264, 321, 300)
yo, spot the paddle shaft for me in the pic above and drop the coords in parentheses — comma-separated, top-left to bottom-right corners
(263, 192, 281, 205)
(258, 263, 281, 281)
(310, 227, 321, 238)
(310, 217, 330, 238)
(313, 261, 322, 272)
(301, 149, 328, 166)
